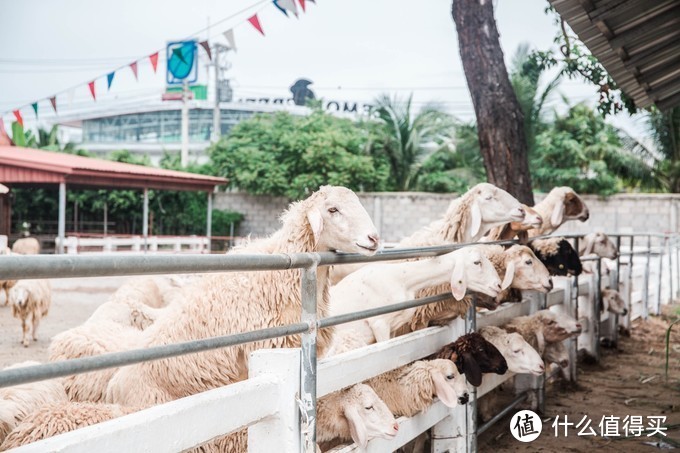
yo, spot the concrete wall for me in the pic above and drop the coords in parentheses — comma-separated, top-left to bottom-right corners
(214, 191, 680, 242)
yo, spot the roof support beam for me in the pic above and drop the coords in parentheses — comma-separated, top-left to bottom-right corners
(142, 188, 149, 253)
(608, 6, 680, 49)
(57, 182, 66, 255)
(206, 191, 213, 247)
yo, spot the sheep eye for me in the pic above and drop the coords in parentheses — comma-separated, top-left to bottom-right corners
(328, 207, 339, 213)
(484, 195, 493, 201)
(446, 374, 455, 380)
(474, 260, 481, 266)
(525, 259, 532, 265)
(365, 405, 374, 410)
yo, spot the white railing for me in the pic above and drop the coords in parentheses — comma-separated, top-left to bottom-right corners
(56, 235, 210, 254)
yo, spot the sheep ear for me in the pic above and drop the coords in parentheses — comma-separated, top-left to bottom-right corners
(469, 201, 482, 238)
(431, 371, 459, 408)
(307, 208, 324, 246)
(501, 260, 516, 290)
(550, 202, 564, 226)
(450, 261, 467, 301)
(344, 405, 368, 449)
(462, 352, 482, 387)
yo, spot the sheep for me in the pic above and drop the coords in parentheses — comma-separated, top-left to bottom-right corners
(580, 232, 618, 274)
(601, 288, 627, 316)
(0, 248, 16, 307)
(528, 186, 589, 237)
(484, 204, 543, 243)
(326, 246, 501, 347)
(428, 333, 508, 387)
(364, 359, 469, 418)
(317, 383, 399, 452)
(329, 182, 525, 285)
(9, 279, 51, 347)
(504, 309, 581, 355)
(0, 402, 138, 450)
(106, 186, 380, 407)
(529, 237, 583, 276)
(478, 326, 544, 375)
(11, 237, 40, 255)
(0, 361, 68, 444)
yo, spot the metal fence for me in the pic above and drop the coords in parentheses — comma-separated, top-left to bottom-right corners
(0, 232, 677, 452)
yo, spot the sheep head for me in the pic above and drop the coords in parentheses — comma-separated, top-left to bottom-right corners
(502, 245, 552, 293)
(602, 289, 627, 316)
(431, 333, 508, 387)
(480, 327, 544, 376)
(546, 187, 589, 227)
(427, 359, 470, 407)
(580, 232, 618, 259)
(530, 238, 583, 276)
(342, 384, 398, 448)
(299, 185, 380, 255)
(467, 183, 525, 238)
(9, 286, 29, 309)
(536, 309, 581, 342)
(509, 204, 543, 232)
(450, 246, 502, 301)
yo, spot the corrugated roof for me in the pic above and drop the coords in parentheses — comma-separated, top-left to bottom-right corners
(549, 0, 680, 111)
(0, 146, 227, 192)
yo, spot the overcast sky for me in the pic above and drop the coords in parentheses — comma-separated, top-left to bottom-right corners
(0, 0, 649, 138)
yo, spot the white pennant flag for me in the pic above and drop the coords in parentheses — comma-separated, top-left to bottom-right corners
(223, 29, 237, 52)
(67, 89, 75, 106)
(278, 0, 298, 15)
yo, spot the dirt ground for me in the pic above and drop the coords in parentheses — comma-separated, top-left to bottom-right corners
(1, 279, 678, 452)
(478, 306, 680, 452)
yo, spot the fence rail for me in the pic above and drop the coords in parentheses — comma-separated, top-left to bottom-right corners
(0, 232, 676, 452)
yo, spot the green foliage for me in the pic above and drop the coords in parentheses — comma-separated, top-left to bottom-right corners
(209, 108, 389, 199)
(211, 210, 245, 236)
(531, 104, 655, 195)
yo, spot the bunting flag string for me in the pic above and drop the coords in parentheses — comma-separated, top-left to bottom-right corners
(199, 41, 212, 60)
(149, 52, 159, 73)
(88, 81, 97, 101)
(107, 72, 116, 90)
(13, 110, 23, 127)
(247, 14, 265, 36)
(129, 61, 139, 80)
(223, 29, 237, 51)
(4, 0, 321, 120)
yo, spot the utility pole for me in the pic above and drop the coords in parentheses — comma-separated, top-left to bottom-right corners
(181, 80, 190, 167)
(211, 43, 230, 142)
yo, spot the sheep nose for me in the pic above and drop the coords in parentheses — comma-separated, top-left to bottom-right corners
(495, 282, 502, 291)
(575, 323, 582, 331)
(547, 278, 554, 290)
(517, 207, 525, 216)
(393, 422, 399, 432)
(539, 364, 545, 372)
(459, 393, 469, 405)
(367, 234, 379, 247)
(561, 360, 569, 368)
(622, 308, 628, 316)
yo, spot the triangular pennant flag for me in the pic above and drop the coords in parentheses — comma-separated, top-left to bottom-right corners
(273, 0, 289, 16)
(149, 52, 159, 73)
(308, 0, 315, 3)
(199, 41, 212, 60)
(129, 61, 138, 80)
(66, 89, 75, 106)
(13, 110, 23, 127)
(298, 0, 306, 12)
(107, 71, 115, 90)
(31, 102, 38, 118)
(49, 96, 57, 113)
(277, 0, 298, 15)
(247, 14, 265, 36)
(223, 29, 237, 51)
(172, 47, 188, 65)
(88, 81, 96, 101)
(0, 117, 4, 132)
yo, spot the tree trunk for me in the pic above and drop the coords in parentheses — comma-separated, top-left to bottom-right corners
(451, 0, 534, 205)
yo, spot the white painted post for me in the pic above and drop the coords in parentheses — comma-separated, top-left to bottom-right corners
(142, 188, 149, 253)
(132, 236, 141, 252)
(66, 236, 78, 255)
(57, 182, 66, 254)
(103, 236, 113, 253)
(248, 349, 301, 453)
(0, 235, 6, 252)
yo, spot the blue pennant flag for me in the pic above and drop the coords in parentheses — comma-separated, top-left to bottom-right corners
(106, 71, 115, 91)
(273, 0, 288, 16)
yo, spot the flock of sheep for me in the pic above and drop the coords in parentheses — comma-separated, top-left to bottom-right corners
(0, 183, 628, 452)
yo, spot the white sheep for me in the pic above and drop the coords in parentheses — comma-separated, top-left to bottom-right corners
(9, 279, 51, 347)
(478, 326, 544, 375)
(329, 182, 525, 285)
(326, 246, 501, 347)
(484, 204, 543, 243)
(580, 232, 618, 274)
(364, 359, 470, 417)
(601, 288, 627, 316)
(0, 402, 138, 450)
(529, 186, 589, 237)
(0, 361, 68, 444)
(11, 237, 40, 255)
(317, 383, 399, 452)
(504, 309, 582, 354)
(106, 186, 380, 407)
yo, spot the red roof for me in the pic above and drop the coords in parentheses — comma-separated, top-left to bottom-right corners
(0, 146, 227, 192)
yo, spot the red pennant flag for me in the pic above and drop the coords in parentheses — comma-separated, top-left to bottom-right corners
(199, 41, 212, 61)
(88, 81, 97, 101)
(0, 117, 5, 133)
(298, 0, 306, 12)
(13, 110, 23, 127)
(247, 14, 265, 36)
(49, 96, 57, 113)
(130, 61, 138, 80)
(149, 52, 159, 73)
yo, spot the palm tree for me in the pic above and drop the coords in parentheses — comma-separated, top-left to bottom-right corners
(369, 94, 455, 191)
